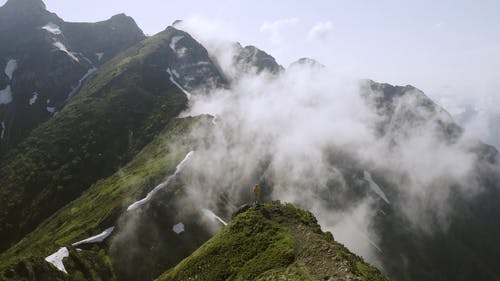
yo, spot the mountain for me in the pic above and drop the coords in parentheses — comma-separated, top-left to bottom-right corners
(0, 115, 213, 281)
(232, 43, 284, 75)
(289, 57, 325, 70)
(0, 0, 145, 154)
(1, 3, 500, 281)
(0, 22, 225, 253)
(157, 202, 389, 281)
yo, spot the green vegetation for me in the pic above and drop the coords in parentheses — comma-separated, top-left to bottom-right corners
(0, 116, 203, 270)
(1, 246, 115, 281)
(0, 29, 189, 252)
(157, 201, 390, 281)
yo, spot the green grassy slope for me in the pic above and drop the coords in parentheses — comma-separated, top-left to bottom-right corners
(157, 201, 389, 281)
(0, 29, 190, 252)
(0, 116, 204, 271)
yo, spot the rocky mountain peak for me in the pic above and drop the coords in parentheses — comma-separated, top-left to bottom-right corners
(2, 0, 46, 11)
(289, 57, 325, 69)
(232, 43, 284, 75)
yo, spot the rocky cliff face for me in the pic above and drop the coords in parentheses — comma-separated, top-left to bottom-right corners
(0, 0, 145, 155)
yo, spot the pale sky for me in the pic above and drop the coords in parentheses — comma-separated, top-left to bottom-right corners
(2, 0, 500, 115)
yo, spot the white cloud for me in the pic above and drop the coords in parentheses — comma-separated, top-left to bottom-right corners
(259, 17, 299, 44)
(175, 16, 237, 46)
(307, 20, 333, 41)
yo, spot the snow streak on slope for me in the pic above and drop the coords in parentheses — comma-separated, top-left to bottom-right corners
(46, 106, 56, 114)
(29, 92, 38, 106)
(202, 209, 228, 226)
(45, 247, 69, 273)
(127, 151, 195, 211)
(53, 42, 79, 62)
(72, 227, 115, 246)
(4, 59, 17, 80)
(166, 68, 191, 100)
(42, 22, 62, 35)
(0, 86, 13, 105)
(66, 67, 97, 101)
(169, 36, 184, 51)
(363, 171, 390, 204)
(0, 121, 5, 139)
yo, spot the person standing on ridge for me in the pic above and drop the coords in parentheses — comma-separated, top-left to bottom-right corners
(253, 184, 261, 204)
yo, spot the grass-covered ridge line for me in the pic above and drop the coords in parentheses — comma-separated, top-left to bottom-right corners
(0, 116, 203, 270)
(157, 201, 390, 281)
(0, 28, 189, 252)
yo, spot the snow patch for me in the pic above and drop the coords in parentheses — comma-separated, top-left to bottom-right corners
(172, 69, 180, 78)
(166, 68, 191, 100)
(172, 222, 185, 234)
(169, 35, 184, 51)
(29, 92, 38, 105)
(363, 171, 390, 204)
(0, 86, 13, 105)
(96, 52, 104, 61)
(202, 209, 228, 226)
(53, 42, 79, 62)
(0, 121, 5, 139)
(45, 247, 69, 273)
(127, 151, 195, 211)
(66, 67, 97, 101)
(0, 85, 12, 104)
(5, 59, 17, 80)
(42, 22, 62, 35)
(46, 106, 56, 114)
(72, 227, 115, 246)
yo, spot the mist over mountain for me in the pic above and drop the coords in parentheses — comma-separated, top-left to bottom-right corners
(0, 1, 499, 281)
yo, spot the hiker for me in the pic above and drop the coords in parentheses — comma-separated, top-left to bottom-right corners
(253, 184, 261, 203)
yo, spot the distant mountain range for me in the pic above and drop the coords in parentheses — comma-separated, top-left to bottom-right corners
(1, 1, 500, 281)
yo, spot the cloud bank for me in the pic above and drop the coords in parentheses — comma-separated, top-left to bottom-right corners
(307, 20, 333, 41)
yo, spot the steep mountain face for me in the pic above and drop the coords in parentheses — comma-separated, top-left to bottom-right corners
(232, 43, 284, 76)
(162, 26, 227, 93)
(0, 24, 225, 253)
(0, 0, 145, 155)
(0, 116, 213, 281)
(157, 202, 389, 281)
(0, 4, 499, 281)
(346, 80, 500, 281)
(361, 80, 462, 142)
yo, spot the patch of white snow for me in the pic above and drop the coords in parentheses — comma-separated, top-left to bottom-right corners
(46, 106, 56, 114)
(45, 247, 69, 273)
(53, 42, 79, 62)
(4, 59, 17, 80)
(29, 92, 38, 105)
(0, 86, 13, 105)
(169, 36, 184, 51)
(202, 209, 228, 226)
(127, 151, 195, 211)
(172, 223, 185, 234)
(363, 171, 390, 204)
(166, 68, 191, 100)
(72, 227, 115, 246)
(66, 67, 97, 101)
(171, 69, 180, 78)
(0, 121, 5, 139)
(95, 52, 104, 61)
(42, 22, 62, 35)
